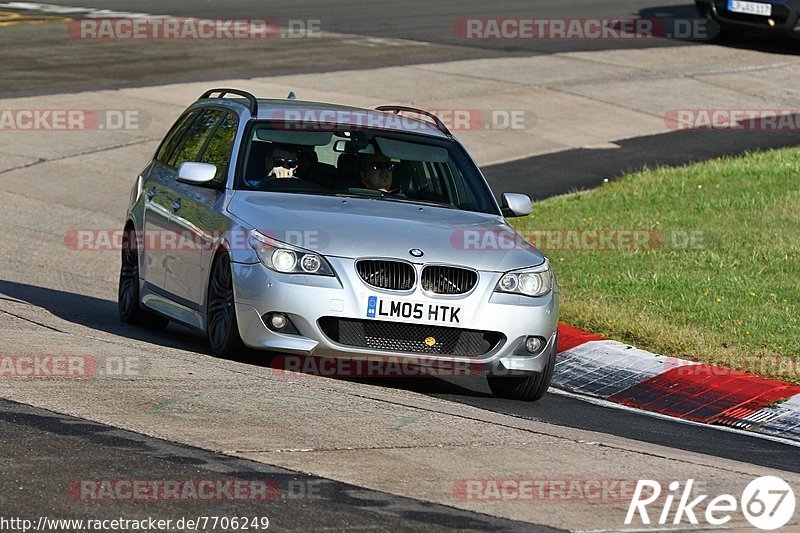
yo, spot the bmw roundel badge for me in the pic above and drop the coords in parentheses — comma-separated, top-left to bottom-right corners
(409, 248, 424, 258)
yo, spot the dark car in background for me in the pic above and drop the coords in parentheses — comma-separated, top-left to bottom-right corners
(696, 0, 800, 37)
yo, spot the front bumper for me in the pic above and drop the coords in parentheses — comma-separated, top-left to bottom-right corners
(697, 0, 800, 32)
(231, 257, 559, 375)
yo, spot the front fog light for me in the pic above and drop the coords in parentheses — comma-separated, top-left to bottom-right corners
(263, 312, 300, 334)
(525, 336, 544, 354)
(270, 313, 288, 330)
(272, 250, 297, 272)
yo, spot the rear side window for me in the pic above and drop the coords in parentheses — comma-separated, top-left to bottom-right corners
(155, 110, 199, 164)
(169, 109, 224, 169)
(201, 113, 238, 184)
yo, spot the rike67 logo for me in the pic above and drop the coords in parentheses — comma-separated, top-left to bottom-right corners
(626, 477, 795, 530)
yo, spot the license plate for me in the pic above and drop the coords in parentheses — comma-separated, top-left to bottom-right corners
(366, 296, 462, 325)
(728, 0, 772, 16)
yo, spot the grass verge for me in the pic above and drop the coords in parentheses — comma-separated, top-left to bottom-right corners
(511, 147, 799, 383)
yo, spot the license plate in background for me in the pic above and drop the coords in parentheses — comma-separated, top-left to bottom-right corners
(728, 0, 772, 16)
(366, 296, 462, 325)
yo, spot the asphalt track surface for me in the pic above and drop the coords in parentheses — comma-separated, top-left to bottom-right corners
(0, 399, 551, 532)
(13, 0, 800, 53)
(1, 0, 798, 96)
(1, 0, 800, 529)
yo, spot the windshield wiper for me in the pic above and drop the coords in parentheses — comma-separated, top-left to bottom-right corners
(380, 196, 457, 209)
(333, 192, 383, 200)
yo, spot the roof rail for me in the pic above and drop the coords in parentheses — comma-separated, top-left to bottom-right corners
(199, 88, 258, 116)
(375, 105, 451, 136)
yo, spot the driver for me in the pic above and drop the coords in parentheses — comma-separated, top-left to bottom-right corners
(359, 153, 399, 193)
(265, 144, 300, 179)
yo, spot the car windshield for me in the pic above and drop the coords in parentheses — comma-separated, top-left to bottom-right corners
(237, 122, 500, 215)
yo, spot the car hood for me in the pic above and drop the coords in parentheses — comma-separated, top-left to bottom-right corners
(228, 192, 545, 272)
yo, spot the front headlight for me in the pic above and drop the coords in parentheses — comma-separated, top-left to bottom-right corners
(248, 230, 334, 276)
(494, 261, 553, 297)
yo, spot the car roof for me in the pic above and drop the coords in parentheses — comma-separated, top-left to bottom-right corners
(193, 97, 450, 139)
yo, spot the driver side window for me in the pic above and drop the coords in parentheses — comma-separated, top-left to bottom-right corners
(155, 110, 199, 165)
(201, 112, 238, 185)
(168, 109, 224, 170)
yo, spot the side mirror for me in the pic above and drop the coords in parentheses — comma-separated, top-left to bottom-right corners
(501, 192, 532, 217)
(177, 162, 217, 185)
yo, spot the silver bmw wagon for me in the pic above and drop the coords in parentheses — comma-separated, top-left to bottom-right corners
(119, 88, 559, 401)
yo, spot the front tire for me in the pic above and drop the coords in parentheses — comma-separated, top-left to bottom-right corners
(118, 226, 169, 329)
(712, 24, 745, 41)
(487, 336, 557, 402)
(697, 4, 745, 41)
(206, 252, 247, 358)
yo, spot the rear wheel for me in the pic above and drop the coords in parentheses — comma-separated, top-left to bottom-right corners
(118, 226, 169, 329)
(206, 252, 247, 358)
(487, 336, 557, 402)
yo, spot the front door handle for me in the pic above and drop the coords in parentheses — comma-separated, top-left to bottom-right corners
(172, 198, 182, 211)
(146, 187, 157, 199)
